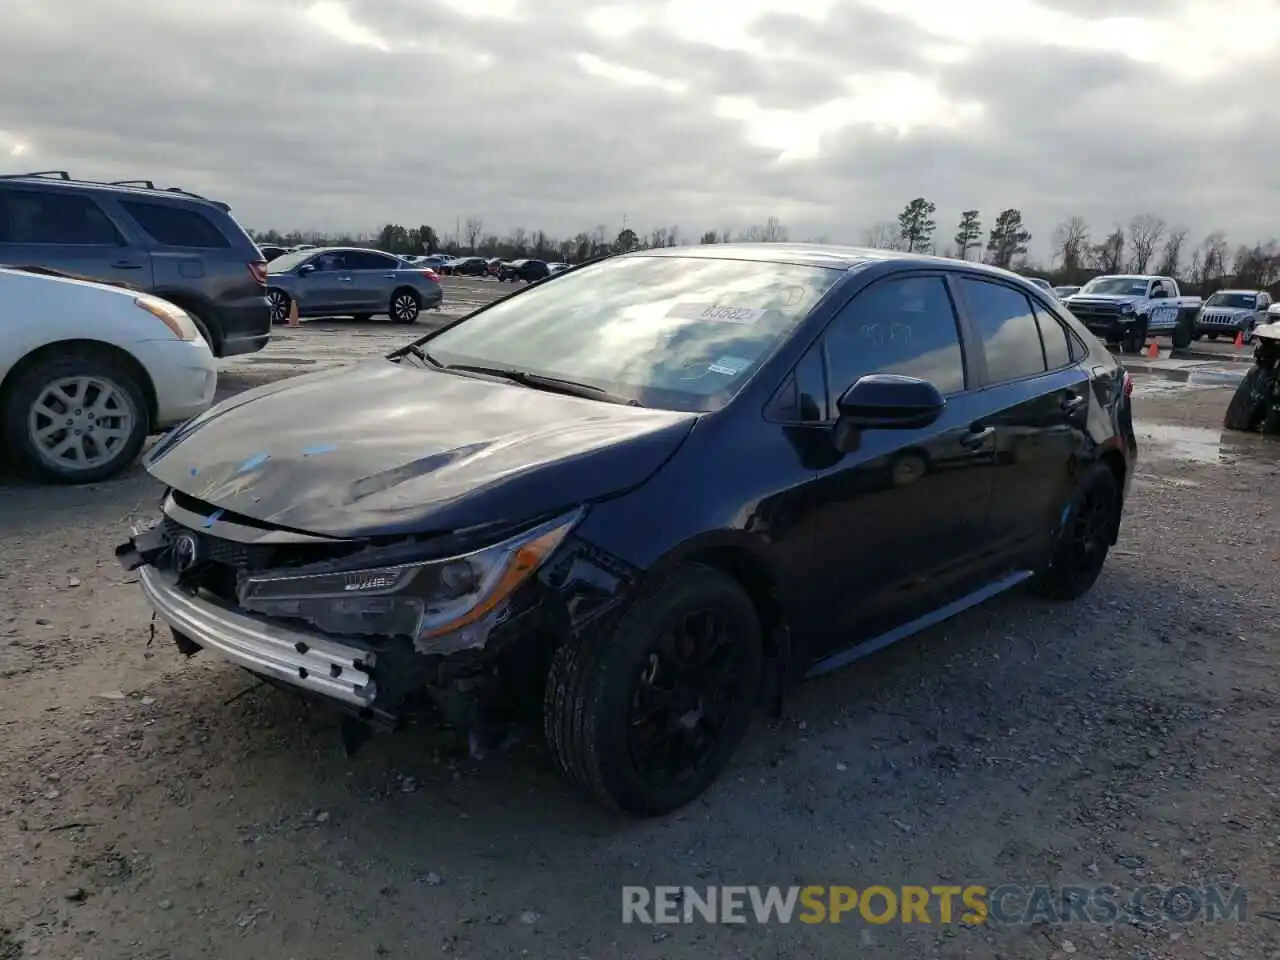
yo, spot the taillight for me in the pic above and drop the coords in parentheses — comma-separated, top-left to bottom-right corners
(422, 269, 440, 282)
(1122, 371, 1134, 398)
(248, 261, 267, 285)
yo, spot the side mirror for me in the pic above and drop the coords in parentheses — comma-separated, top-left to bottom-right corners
(297, 263, 315, 276)
(836, 374, 946, 431)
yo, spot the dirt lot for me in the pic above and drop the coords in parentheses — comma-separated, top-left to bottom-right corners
(2, 363, 1279, 959)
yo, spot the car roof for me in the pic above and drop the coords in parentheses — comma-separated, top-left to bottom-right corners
(0, 172, 230, 212)
(624, 242, 1048, 284)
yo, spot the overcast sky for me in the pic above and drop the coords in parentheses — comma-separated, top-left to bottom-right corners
(2, 0, 1277, 259)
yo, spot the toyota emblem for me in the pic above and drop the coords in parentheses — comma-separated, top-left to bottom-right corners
(171, 533, 200, 574)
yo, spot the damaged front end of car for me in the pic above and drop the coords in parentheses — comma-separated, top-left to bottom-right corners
(115, 492, 636, 757)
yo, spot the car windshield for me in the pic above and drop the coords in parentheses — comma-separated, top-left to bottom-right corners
(1205, 292, 1257, 309)
(420, 255, 843, 412)
(1080, 278, 1150, 296)
(267, 250, 318, 273)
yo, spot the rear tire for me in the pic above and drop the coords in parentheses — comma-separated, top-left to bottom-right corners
(3, 351, 150, 485)
(544, 564, 763, 817)
(390, 288, 420, 324)
(268, 289, 291, 325)
(1207, 331, 1219, 341)
(1029, 463, 1119, 601)
(1224, 366, 1268, 432)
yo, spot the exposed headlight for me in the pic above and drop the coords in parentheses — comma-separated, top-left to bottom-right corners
(135, 296, 199, 341)
(236, 510, 582, 655)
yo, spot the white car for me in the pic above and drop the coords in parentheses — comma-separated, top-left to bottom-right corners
(0, 267, 218, 484)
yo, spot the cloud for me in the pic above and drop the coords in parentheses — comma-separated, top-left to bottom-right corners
(0, 0, 1275, 261)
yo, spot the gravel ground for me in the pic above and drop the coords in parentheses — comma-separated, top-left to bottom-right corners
(2, 368, 1279, 960)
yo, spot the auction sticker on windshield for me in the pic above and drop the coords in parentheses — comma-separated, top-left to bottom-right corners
(708, 356, 752, 375)
(667, 302, 768, 325)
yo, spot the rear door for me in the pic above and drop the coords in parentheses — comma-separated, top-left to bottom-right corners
(342, 250, 403, 312)
(0, 186, 152, 288)
(952, 277, 1090, 568)
(114, 197, 236, 298)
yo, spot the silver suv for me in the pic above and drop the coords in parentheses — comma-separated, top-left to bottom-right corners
(0, 171, 271, 357)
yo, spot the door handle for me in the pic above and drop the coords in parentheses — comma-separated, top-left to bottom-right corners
(1061, 394, 1088, 416)
(959, 425, 995, 449)
(383, 273, 398, 278)
(111, 261, 143, 269)
(337, 276, 353, 282)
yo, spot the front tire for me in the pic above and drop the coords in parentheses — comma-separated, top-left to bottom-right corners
(544, 564, 763, 817)
(268, 289, 290, 325)
(1029, 463, 1119, 601)
(3, 351, 150, 484)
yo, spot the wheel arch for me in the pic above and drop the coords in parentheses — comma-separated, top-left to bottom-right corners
(152, 289, 221, 353)
(0, 339, 158, 430)
(1096, 447, 1127, 543)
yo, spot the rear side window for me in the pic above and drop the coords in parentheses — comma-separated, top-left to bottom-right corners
(0, 188, 121, 245)
(957, 277, 1046, 383)
(823, 274, 967, 404)
(119, 200, 230, 248)
(1032, 302, 1073, 369)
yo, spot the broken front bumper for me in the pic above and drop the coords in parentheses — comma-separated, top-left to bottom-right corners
(137, 563, 377, 708)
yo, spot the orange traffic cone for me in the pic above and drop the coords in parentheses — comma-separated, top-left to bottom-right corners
(287, 299, 301, 328)
(1145, 340, 1159, 359)
(1233, 330, 1245, 349)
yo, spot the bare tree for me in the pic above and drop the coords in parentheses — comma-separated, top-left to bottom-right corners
(508, 226, 528, 255)
(1050, 216, 1090, 274)
(1089, 227, 1125, 273)
(1154, 228, 1188, 279)
(862, 220, 901, 250)
(761, 216, 788, 242)
(463, 217, 483, 253)
(1198, 230, 1230, 285)
(1126, 214, 1166, 273)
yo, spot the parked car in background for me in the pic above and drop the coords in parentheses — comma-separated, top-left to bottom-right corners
(547, 262, 570, 275)
(485, 257, 504, 276)
(1027, 277, 1055, 296)
(499, 258, 551, 283)
(265, 247, 443, 324)
(258, 244, 288, 262)
(1062, 274, 1200, 351)
(0, 171, 271, 358)
(445, 256, 489, 277)
(118, 243, 1135, 816)
(1053, 285, 1080, 299)
(1194, 289, 1272, 342)
(0, 265, 217, 483)
(400, 255, 428, 266)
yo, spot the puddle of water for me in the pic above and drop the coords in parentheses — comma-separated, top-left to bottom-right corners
(1135, 421, 1280, 465)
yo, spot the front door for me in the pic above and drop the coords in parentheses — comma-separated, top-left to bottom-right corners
(792, 273, 998, 658)
(342, 250, 401, 313)
(304, 251, 357, 314)
(0, 186, 155, 289)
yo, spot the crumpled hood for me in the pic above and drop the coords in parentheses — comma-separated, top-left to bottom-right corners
(145, 360, 698, 538)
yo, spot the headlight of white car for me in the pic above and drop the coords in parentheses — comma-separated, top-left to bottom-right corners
(135, 296, 199, 341)
(235, 510, 582, 655)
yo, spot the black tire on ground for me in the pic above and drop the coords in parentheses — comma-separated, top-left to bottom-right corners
(1029, 462, 1119, 601)
(268, 289, 291, 326)
(1171, 312, 1192, 349)
(544, 563, 763, 817)
(1192, 331, 1203, 341)
(1224, 366, 1267, 432)
(1207, 331, 1219, 340)
(2, 350, 150, 485)
(390, 288, 420, 324)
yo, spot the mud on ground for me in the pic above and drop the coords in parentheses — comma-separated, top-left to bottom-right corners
(1, 375, 1278, 960)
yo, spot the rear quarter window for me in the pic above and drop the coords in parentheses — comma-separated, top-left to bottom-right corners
(119, 200, 231, 249)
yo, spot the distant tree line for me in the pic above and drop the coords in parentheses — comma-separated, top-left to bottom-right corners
(249, 204, 1280, 297)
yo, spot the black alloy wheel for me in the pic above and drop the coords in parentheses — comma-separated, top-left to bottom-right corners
(545, 564, 763, 816)
(1029, 463, 1118, 600)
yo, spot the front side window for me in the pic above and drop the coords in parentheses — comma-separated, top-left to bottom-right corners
(0, 189, 121, 245)
(425, 255, 844, 412)
(822, 274, 967, 407)
(957, 277, 1047, 383)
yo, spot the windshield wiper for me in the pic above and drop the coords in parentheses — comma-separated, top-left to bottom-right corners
(443, 364, 641, 406)
(389, 343, 444, 368)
